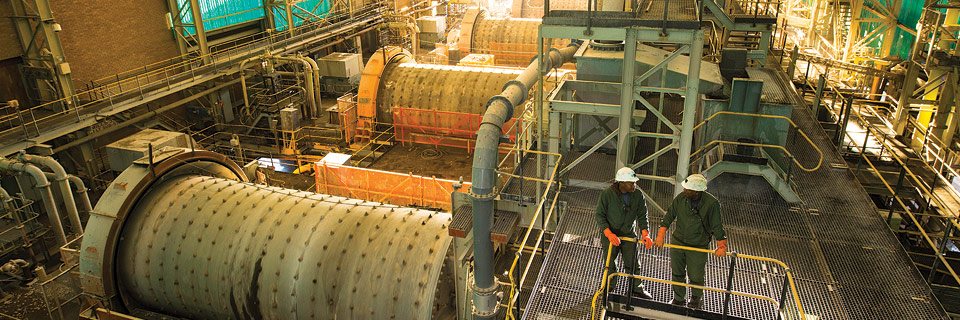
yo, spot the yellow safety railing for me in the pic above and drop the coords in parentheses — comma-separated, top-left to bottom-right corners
(0, 1, 386, 143)
(689, 111, 824, 172)
(590, 237, 807, 320)
(790, 55, 960, 288)
(501, 149, 563, 320)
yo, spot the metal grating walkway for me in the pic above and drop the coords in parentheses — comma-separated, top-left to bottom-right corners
(522, 67, 948, 319)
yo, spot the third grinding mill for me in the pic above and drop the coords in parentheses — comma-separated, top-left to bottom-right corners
(354, 47, 571, 148)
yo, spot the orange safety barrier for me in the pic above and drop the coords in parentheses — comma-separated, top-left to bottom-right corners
(314, 161, 471, 211)
(391, 107, 521, 152)
(337, 94, 358, 143)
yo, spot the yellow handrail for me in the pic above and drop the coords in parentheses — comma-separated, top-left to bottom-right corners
(504, 151, 563, 320)
(690, 111, 824, 172)
(791, 56, 960, 287)
(589, 237, 806, 320)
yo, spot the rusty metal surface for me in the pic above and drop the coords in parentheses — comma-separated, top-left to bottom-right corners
(115, 175, 455, 319)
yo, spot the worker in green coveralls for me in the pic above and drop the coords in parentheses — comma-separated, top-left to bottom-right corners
(654, 174, 728, 310)
(596, 167, 653, 299)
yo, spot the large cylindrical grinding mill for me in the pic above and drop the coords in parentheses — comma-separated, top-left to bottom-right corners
(79, 149, 456, 319)
(458, 8, 566, 65)
(356, 47, 570, 143)
(510, 0, 588, 18)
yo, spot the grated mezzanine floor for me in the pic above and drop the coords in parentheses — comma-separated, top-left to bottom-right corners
(516, 66, 948, 319)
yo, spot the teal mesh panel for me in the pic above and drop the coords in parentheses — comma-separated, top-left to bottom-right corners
(271, 0, 333, 31)
(176, 0, 265, 35)
(891, 0, 924, 59)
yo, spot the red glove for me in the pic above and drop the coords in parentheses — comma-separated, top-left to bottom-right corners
(654, 226, 666, 248)
(641, 229, 653, 249)
(714, 239, 728, 257)
(603, 228, 621, 246)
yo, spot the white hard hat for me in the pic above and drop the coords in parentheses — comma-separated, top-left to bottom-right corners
(615, 167, 639, 182)
(681, 174, 708, 191)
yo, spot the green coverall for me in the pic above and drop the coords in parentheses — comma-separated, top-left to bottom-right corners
(595, 184, 648, 291)
(660, 192, 726, 302)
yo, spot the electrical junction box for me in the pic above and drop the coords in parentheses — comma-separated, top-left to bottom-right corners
(279, 107, 301, 131)
(416, 16, 446, 34)
(317, 53, 362, 79)
(105, 129, 196, 172)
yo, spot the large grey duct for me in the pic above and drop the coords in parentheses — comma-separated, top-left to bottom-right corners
(79, 150, 456, 319)
(469, 42, 581, 318)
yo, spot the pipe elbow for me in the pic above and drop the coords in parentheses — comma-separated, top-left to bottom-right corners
(19, 154, 67, 178)
(18, 163, 50, 187)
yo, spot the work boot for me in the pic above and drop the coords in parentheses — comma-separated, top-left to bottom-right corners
(631, 286, 653, 300)
(687, 296, 703, 310)
(669, 299, 686, 306)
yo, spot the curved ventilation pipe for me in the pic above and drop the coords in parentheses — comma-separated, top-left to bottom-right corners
(302, 55, 323, 117)
(0, 159, 67, 245)
(19, 154, 84, 235)
(41, 172, 93, 216)
(239, 53, 319, 120)
(469, 41, 581, 318)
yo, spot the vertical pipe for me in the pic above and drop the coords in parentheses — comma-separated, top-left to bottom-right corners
(303, 56, 323, 118)
(42, 173, 93, 215)
(616, 28, 638, 168)
(675, 30, 704, 195)
(0, 160, 67, 245)
(19, 154, 83, 234)
(470, 42, 581, 319)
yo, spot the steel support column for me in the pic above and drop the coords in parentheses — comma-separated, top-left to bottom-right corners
(675, 30, 704, 195)
(8, 0, 76, 106)
(894, 63, 920, 135)
(187, 0, 211, 63)
(616, 28, 638, 168)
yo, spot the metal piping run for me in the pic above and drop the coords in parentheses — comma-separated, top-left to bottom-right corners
(239, 54, 318, 120)
(42, 171, 93, 216)
(386, 15, 420, 57)
(272, 55, 318, 119)
(302, 55, 323, 118)
(469, 40, 581, 319)
(0, 159, 67, 245)
(18, 153, 83, 234)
